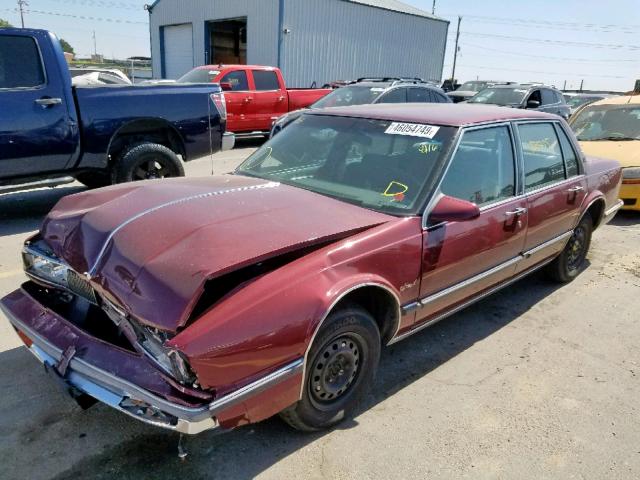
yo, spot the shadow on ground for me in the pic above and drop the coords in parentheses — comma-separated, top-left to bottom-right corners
(0, 186, 86, 237)
(610, 210, 640, 227)
(0, 270, 562, 480)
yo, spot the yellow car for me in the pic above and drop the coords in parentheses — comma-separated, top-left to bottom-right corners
(571, 95, 640, 211)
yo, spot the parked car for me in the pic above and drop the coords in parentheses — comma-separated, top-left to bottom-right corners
(270, 78, 451, 136)
(447, 80, 512, 103)
(71, 71, 131, 87)
(467, 84, 571, 119)
(69, 67, 131, 85)
(563, 93, 614, 116)
(0, 28, 233, 192)
(570, 95, 640, 211)
(1, 104, 622, 435)
(178, 65, 331, 135)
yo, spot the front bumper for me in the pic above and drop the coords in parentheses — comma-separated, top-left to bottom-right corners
(221, 132, 235, 151)
(620, 183, 640, 211)
(0, 287, 302, 435)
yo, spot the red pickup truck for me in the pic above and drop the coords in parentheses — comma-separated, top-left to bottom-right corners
(179, 65, 331, 135)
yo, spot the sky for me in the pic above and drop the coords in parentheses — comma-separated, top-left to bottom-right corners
(1, 0, 638, 91)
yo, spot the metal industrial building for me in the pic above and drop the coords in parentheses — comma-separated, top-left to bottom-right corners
(147, 0, 449, 87)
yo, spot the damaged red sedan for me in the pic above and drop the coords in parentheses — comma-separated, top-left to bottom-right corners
(1, 104, 622, 435)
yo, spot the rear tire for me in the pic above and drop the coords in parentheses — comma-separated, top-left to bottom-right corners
(546, 215, 593, 283)
(113, 143, 184, 184)
(279, 306, 380, 432)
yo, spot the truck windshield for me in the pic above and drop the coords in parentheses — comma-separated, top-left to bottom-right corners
(236, 114, 456, 215)
(311, 86, 383, 109)
(178, 69, 220, 83)
(468, 87, 527, 106)
(571, 104, 640, 141)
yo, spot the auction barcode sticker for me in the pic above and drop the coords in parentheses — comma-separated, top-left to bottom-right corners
(385, 122, 440, 139)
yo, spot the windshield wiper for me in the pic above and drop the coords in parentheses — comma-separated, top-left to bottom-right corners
(585, 136, 639, 141)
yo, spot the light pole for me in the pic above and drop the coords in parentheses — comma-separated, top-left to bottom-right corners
(17, 0, 27, 28)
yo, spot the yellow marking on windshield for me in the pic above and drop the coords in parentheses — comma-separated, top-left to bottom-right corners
(382, 181, 409, 197)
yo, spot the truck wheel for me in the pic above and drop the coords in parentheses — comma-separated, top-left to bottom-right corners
(546, 215, 593, 283)
(113, 143, 184, 184)
(279, 306, 380, 432)
(76, 172, 111, 189)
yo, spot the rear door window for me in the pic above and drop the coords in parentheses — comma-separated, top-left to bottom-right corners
(440, 125, 516, 207)
(220, 70, 249, 91)
(378, 88, 407, 103)
(556, 126, 580, 177)
(541, 89, 557, 105)
(518, 123, 566, 191)
(253, 70, 280, 91)
(0, 35, 45, 89)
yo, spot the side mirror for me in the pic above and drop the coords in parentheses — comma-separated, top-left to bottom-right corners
(220, 82, 233, 91)
(428, 195, 480, 224)
(526, 99, 541, 109)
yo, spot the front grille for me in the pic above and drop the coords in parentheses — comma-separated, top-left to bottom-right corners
(67, 270, 98, 304)
(623, 198, 637, 206)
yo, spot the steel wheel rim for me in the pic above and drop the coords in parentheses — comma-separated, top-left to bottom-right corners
(133, 156, 173, 180)
(567, 226, 587, 271)
(308, 333, 364, 409)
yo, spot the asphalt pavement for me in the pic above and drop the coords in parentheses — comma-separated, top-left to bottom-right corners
(0, 140, 639, 479)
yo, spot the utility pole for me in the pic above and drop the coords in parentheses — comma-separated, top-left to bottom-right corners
(17, 0, 27, 28)
(92, 30, 97, 56)
(450, 16, 462, 84)
(579, 79, 584, 92)
(432, 0, 436, 15)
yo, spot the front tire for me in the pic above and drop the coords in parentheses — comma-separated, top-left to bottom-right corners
(279, 306, 381, 432)
(546, 215, 593, 283)
(113, 143, 184, 184)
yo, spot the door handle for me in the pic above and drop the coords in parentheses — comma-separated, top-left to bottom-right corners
(35, 97, 62, 107)
(243, 97, 253, 103)
(567, 186, 584, 193)
(277, 95, 285, 102)
(505, 207, 527, 217)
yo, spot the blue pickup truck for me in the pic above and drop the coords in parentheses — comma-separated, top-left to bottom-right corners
(0, 28, 233, 192)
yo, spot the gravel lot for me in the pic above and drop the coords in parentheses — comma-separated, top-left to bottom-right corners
(0, 140, 639, 479)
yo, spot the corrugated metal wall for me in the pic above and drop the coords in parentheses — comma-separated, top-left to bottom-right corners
(149, 0, 449, 85)
(149, 0, 279, 78)
(281, 0, 449, 87)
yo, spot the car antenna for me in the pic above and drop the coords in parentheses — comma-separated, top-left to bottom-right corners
(178, 433, 189, 460)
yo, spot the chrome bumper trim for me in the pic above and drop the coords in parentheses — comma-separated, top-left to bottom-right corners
(221, 132, 235, 151)
(604, 199, 624, 221)
(3, 303, 303, 434)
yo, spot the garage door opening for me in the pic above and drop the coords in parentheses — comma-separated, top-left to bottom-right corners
(207, 18, 247, 65)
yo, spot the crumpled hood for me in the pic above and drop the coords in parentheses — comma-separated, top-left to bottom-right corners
(41, 175, 392, 330)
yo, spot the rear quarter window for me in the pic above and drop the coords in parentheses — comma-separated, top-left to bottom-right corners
(0, 35, 45, 89)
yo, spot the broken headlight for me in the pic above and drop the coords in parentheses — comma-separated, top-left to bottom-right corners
(22, 245, 70, 289)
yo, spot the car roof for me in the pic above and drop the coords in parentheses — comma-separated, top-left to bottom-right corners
(587, 95, 640, 106)
(351, 82, 440, 89)
(487, 83, 557, 91)
(309, 103, 558, 127)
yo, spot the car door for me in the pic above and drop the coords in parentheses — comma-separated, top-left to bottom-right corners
(217, 69, 252, 133)
(0, 33, 76, 177)
(415, 124, 529, 325)
(249, 69, 287, 132)
(514, 121, 587, 272)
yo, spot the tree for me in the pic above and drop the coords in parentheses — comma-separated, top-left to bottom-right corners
(59, 38, 75, 55)
(0, 18, 13, 28)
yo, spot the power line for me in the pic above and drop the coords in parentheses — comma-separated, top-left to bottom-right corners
(24, 8, 147, 24)
(461, 31, 640, 51)
(454, 63, 630, 80)
(461, 43, 638, 64)
(46, 0, 145, 12)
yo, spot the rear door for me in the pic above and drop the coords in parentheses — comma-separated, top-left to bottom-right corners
(249, 69, 287, 132)
(217, 68, 252, 133)
(515, 121, 587, 272)
(416, 124, 528, 325)
(0, 32, 76, 178)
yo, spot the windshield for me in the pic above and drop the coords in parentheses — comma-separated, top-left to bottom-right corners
(468, 87, 528, 105)
(564, 95, 603, 109)
(236, 114, 456, 215)
(571, 105, 640, 141)
(178, 68, 220, 83)
(311, 86, 384, 108)
(457, 81, 488, 92)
